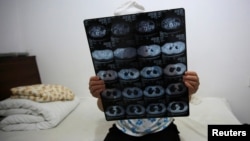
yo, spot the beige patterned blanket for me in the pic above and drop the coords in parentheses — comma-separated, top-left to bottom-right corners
(10, 84, 75, 102)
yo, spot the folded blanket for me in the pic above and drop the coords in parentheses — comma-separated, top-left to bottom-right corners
(10, 84, 75, 102)
(0, 96, 80, 131)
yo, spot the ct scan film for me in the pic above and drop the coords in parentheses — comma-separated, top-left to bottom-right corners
(83, 8, 189, 121)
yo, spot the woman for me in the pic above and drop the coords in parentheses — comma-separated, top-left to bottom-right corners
(89, 71, 200, 141)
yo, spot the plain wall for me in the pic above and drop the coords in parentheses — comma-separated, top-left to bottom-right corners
(0, 0, 249, 124)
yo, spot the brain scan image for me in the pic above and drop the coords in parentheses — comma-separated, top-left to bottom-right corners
(143, 85, 164, 98)
(161, 41, 185, 55)
(88, 25, 107, 38)
(105, 105, 125, 117)
(111, 22, 130, 36)
(161, 17, 182, 30)
(126, 104, 145, 116)
(137, 44, 161, 57)
(102, 88, 122, 100)
(163, 63, 186, 76)
(92, 49, 114, 61)
(166, 82, 187, 95)
(140, 66, 162, 78)
(122, 87, 143, 99)
(146, 103, 166, 115)
(167, 101, 188, 113)
(114, 47, 137, 59)
(97, 70, 118, 81)
(118, 68, 140, 80)
(136, 20, 156, 33)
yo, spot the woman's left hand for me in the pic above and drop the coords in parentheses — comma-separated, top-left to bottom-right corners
(183, 71, 200, 96)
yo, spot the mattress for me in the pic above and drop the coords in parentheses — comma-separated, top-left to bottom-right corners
(0, 96, 241, 141)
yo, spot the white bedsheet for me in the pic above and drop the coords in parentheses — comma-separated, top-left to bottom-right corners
(0, 96, 241, 141)
(176, 96, 241, 141)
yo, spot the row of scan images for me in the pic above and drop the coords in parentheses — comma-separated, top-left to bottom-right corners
(101, 83, 187, 100)
(104, 101, 188, 119)
(92, 41, 185, 61)
(97, 63, 186, 81)
(86, 14, 184, 39)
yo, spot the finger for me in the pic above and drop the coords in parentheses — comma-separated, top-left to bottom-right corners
(183, 72, 200, 88)
(184, 75, 198, 82)
(185, 82, 195, 95)
(184, 72, 199, 81)
(186, 79, 199, 87)
(90, 84, 105, 96)
(89, 85, 105, 98)
(89, 76, 101, 86)
(184, 80, 194, 90)
(90, 84, 105, 93)
(89, 77, 105, 94)
(89, 77, 105, 90)
(92, 89, 103, 98)
(183, 79, 198, 89)
(184, 80, 199, 94)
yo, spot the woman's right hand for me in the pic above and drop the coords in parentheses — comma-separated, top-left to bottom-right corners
(88, 76, 105, 99)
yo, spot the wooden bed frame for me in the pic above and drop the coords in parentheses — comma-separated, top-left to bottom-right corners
(0, 56, 41, 100)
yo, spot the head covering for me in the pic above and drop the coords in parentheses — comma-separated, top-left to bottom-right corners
(114, 0, 145, 16)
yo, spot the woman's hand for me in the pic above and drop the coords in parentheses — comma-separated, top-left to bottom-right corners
(183, 71, 200, 97)
(88, 76, 105, 99)
(89, 76, 106, 111)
